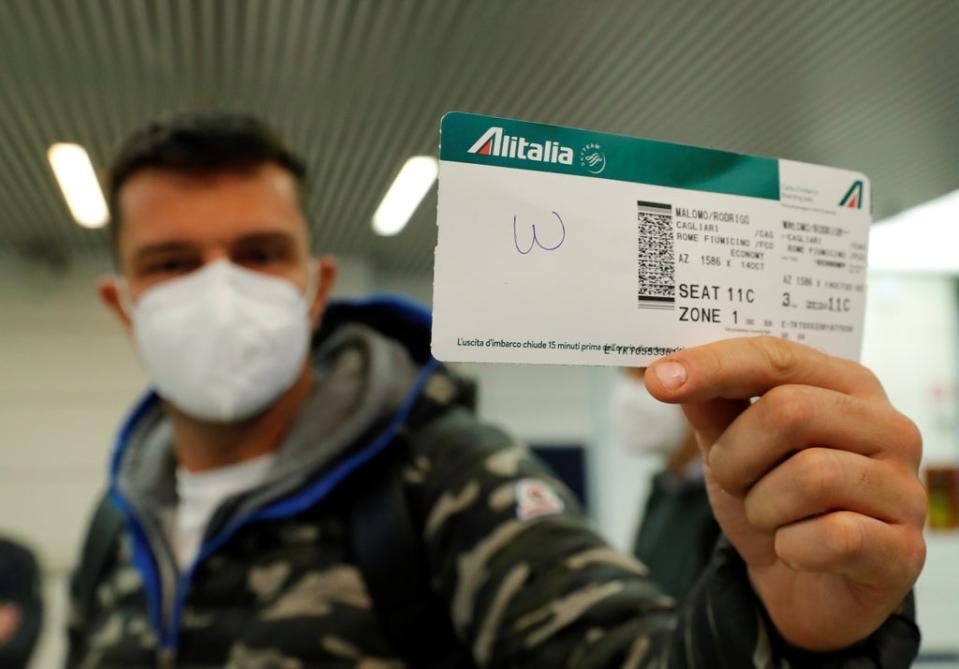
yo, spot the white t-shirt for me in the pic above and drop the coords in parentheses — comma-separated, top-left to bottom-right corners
(171, 453, 275, 571)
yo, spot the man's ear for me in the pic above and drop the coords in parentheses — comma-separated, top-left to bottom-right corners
(309, 256, 338, 331)
(98, 276, 133, 332)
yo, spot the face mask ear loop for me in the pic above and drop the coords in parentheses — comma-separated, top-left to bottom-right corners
(304, 260, 322, 314)
(115, 277, 135, 319)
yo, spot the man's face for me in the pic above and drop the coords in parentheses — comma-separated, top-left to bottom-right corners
(101, 163, 335, 328)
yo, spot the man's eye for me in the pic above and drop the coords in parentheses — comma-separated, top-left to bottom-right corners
(236, 247, 285, 266)
(146, 258, 197, 274)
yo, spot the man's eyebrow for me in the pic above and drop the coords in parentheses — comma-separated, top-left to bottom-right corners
(133, 241, 195, 263)
(231, 231, 296, 247)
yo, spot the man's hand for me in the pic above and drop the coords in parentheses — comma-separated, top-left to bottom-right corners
(644, 337, 926, 652)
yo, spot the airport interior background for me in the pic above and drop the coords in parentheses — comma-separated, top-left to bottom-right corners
(1, 1, 958, 666)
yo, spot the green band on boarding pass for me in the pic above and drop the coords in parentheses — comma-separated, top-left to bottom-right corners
(440, 112, 780, 201)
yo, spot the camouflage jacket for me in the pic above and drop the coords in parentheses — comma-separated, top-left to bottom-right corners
(68, 297, 920, 669)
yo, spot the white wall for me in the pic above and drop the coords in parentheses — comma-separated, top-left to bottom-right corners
(0, 257, 142, 570)
(1, 256, 142, 669)
(861, 273, 959, 655)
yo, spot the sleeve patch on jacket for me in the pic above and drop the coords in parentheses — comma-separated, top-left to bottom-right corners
(515, 479, 564, 521)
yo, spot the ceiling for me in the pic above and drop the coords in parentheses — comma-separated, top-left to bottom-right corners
(1, 0, 957, 275)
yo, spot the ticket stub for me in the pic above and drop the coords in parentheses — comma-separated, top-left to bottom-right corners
(432, 112, 871, 366)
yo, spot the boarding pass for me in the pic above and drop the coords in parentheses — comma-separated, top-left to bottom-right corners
(431, 112, 871, 366)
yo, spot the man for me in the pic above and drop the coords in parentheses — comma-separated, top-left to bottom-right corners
(69, 113, 925, 668)
(611, 369, 720, 601)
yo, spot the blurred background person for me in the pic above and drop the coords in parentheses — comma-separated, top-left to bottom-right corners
(611, 368, 720, 601)
(0, 537, 43, 669)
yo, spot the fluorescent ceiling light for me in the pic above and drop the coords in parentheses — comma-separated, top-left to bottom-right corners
(47, 143, 109, 228)
(869, 189, 959, 273)
(372, 156, 438, 236)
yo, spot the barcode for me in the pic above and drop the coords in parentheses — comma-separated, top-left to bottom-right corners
(637, 200, 675, 309)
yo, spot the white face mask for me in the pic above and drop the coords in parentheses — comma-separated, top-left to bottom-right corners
(610, 373, 689, 457)
(124, 260, 316, 423)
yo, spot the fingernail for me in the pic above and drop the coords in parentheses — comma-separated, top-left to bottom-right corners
(654, 361, 686, 390)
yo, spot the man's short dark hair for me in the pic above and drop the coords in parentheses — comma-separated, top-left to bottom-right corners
(107, 113, 307, 252)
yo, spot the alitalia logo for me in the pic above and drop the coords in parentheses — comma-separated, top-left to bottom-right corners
(839, 180, 864, 209)
(467, 126, 574, 165)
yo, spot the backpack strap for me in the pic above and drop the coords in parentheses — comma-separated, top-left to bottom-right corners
(347, 437, 472, 668)
(68, 491, 125, 662)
